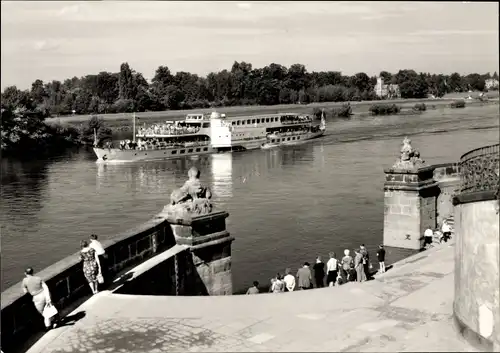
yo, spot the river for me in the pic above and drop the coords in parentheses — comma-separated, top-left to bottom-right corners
(1, 105, 498, 293)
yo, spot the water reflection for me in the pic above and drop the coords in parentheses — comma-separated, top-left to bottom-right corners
(210, 154, 233, 199)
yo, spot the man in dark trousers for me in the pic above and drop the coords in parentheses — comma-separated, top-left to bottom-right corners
(89, 234, 107, 284)
(377, 245, 386, 274)
(360, 244, 370, 280)
(313, 256, 325, 288)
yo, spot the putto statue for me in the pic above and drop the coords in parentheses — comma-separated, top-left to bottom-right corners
(392, 137, 425, 169)
(162, 166, 213, 221)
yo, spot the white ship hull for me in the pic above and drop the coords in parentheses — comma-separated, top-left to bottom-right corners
(94, 145, 215, 163)
(260, 130, 325, 149)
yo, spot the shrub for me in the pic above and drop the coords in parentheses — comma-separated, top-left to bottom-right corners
(450, 100, 466, 108)
(413, 103, 427, 112)
(331, 103, 352, 118)
(369, 103, 401, 116)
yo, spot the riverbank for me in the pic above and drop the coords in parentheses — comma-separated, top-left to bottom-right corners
(47, 92, 498, 127)
(24, 241, 477, 353)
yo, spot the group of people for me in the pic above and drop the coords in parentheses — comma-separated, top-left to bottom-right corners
(22, 235, 107, 331)
(116, 136, 210, 151)
(247, 244, 387, 294)
(280, 115, 313, 125)
(137, 123, 201, 136)
(424, 219, 453, 248)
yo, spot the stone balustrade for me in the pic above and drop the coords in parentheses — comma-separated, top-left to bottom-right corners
(452, 144, 499, 352)
(1, 209, 234, 352)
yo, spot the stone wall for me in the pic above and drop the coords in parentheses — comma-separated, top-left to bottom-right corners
(1, 209, 235, 351)
(452, 143, 500, 351)
(453, 198, 499, 351)
(0, 216, 176, 351)
(433, 163, 460, 225)
(113, 211, 234, 297)
(383, 163, 460, 250)
(166, 211, 235, 296)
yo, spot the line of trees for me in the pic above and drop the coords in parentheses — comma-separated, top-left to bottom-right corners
(2, 61, 498, 117)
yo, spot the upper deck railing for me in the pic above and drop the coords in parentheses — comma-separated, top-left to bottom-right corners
(459, 144, 499, 194)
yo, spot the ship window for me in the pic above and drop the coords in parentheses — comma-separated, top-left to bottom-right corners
(271, 139, 275, 143)
(237, 121, 241, 125)
(297, 136, 300, 139)
(287, 137, 290, 141)
(252, 119, 256, 124)
(195, 148, 201, 152)
(180, 149, 185, 154)
(266, 118, 270, 123)
(232, 121, 235, 125)
(203, 147, 208, 151)
(172, 150, 177, 154)
(203, 123, 210, 128)
(257, 119, 260, 124)
(247, 120, 250, 124)
(242, 121, 245, 125)
(188, 149, 193, 153)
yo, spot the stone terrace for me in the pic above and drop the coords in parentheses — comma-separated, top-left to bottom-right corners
(26, 241, 476, 353)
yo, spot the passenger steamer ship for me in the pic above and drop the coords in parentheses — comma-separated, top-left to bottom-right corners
(93, 110, 326, 162)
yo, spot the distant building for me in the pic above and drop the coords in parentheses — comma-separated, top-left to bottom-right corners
(485, 78, 499, 90)
(375, 77, 401, 99)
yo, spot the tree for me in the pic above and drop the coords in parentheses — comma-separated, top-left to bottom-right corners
(449, 73, 464, 92)
(118, 62, 137, 100)
(379, 71, 392, 83)
(493, 71, 499, 80)
(284, 64, 306, 92)
(352, 72, 371, 92)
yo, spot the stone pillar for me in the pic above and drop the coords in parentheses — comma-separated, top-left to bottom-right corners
(168, 211, 234, 295)
(383, 168, 439, 249)
(383, 137, 439, 250)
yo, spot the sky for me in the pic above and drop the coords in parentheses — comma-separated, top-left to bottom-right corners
(1, 1, 499, 90)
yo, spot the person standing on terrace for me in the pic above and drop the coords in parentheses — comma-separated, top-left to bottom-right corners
(80, 240, 101, 295)
(283, 268, 296, 292)
(326, 252, 339, 287)
(22, 267, 58, 330)
(313, 256, 325, 288)
(89, 234, 107, 284)
(377, 245, 386, 274)
(296, 262, 312, 290)
(246, 281, 260, 295)
(340, 249, 353, 283)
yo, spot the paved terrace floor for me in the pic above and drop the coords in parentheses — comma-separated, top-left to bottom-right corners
(27, 241, 477, 353)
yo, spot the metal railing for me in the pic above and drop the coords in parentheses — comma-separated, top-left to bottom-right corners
(459, 144, 499, 194)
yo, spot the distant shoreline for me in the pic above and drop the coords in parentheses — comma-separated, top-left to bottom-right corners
(46, 96, 498, 130)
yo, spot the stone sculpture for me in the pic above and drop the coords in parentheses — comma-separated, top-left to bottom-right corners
(392, 136, 425, 169)
(162, 166, 213, 221)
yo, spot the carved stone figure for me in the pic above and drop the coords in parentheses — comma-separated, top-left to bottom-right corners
(162, 166, 213, 221)
(392, 137, 425, 169)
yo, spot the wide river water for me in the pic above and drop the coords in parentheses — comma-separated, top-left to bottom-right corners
(1, 105, 499, 293)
